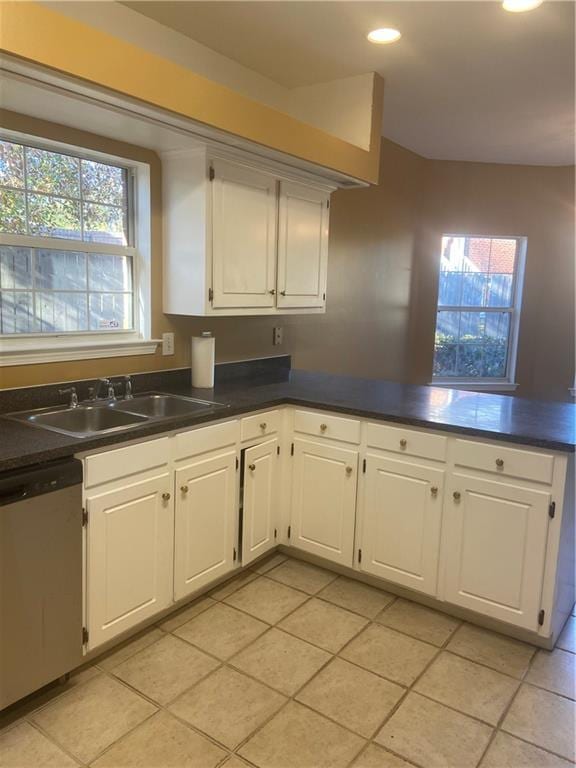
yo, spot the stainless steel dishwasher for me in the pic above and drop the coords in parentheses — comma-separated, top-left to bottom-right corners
(0, 458, 83, 710)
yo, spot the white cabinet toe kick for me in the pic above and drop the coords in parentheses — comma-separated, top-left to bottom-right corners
(77, 407, 575, 654)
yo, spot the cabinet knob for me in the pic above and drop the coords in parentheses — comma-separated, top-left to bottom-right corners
(346, 466, 353, 475)
(249, 463, 256, 472)
(269, 289, 276, 295)
(162, 492, 171, 502)
(453, 491, 461, 502)
(280, 290, 286, 296)
(320, 423, 328, 432)
(399, 438, 407, 449)
(496, 458, 504, 469)
(430, 486, 439, 497)
(260, 422, 267, 431)
(180, 485, 189, 494)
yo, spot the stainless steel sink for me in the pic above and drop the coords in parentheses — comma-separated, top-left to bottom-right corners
(6, 392, 228, 438)
(10, 404, 149, 438)
(112, 393, 227, 419)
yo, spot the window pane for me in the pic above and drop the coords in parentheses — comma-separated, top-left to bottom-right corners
(89, 293, 133, 330)
(459, 311, 485, 341)
(26, 147, 80, 197)
(489, 239, 516, 274)
(440, 236, 466, 271)
(36, 291, 88, 332)
(436, 310, 460, 341)
(461, 273, 487, 306)
(28, 194, 81, 239)
(433, 342, 457, 376)
(0, 189, 26, 234)
(485, 312, 510, 342)
(88, 253, 132, 291)
(81, 160, 125, 206)
(438, 272, 462, 306)
(456, 344, 483, 377)
(465, 238, 491, 272)
(486, 274, 513, 307)
(483, 344, 508, 377)
(0, 291, 35, 333)
(0, 246, 32, 289)
(82, 202, 127, 245)
(0, 141, 25, 188)
(35, 250, 87, 291)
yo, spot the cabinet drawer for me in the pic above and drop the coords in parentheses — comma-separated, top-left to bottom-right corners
(293, 410, 361, 444)
(241, 410, 280, 442)
(366, 423, 447, 462)
(84, 437, 170, 488)
(174, 420, 239, 460)
(454, 439, 554, 484)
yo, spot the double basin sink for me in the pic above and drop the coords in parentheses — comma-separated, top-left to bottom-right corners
(8, 393, 229, 438)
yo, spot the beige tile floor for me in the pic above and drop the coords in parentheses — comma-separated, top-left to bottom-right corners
(1, 554, 575, 768)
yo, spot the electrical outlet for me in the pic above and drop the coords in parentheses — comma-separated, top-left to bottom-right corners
(273, 327, 283, 346)
(162, 332, 175, 356)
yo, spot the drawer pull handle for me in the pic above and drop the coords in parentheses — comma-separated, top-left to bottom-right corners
(162, 492, 171, 502)
(496, 458, 504, 469)
(346, 466, 353, 475)
(249, 463, 256, 472)
(320, 423, 328, 432)
(430, 486, 439, 497)
(453, 491, 461, 502)
(180, 485, 189, 494)
(399, 438, 407, 449)
(260, 422, 267, 430)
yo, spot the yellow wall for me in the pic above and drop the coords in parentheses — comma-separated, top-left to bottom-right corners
(0, 1, 383, 184)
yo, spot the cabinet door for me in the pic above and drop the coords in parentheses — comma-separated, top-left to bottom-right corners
(277, 181, 329, 309)
(360, 456, 444, 596)
(444, 473, 550, 629)
(242, 438, 279, 566)
(174, 450, 237, 600)
(86, 474, 173, 650)
(291, 439, 357, 566)
(211, 159, 277, 309)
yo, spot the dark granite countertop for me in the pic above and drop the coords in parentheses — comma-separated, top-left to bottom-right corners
(0, 368, 574, 473)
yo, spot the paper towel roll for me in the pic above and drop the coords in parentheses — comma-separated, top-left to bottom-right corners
(191, 332, 215, 388)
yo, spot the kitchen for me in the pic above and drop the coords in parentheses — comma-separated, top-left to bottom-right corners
(0, 1, 574, 767)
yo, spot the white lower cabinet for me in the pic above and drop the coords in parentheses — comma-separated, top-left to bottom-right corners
(86, 473, 174, 650)
(242, 438, 279, 565)
(174, 450, 238, 600)
(290, 438, 358, 566)
(443, 473, 551, 630)
(359, 455, 444, 596)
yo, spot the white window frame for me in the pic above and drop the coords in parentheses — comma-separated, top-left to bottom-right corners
(0, 129, 159, 366)
(430, 233, 527, 393)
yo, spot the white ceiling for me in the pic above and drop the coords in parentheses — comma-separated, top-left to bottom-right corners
(123, 1, 575, 165)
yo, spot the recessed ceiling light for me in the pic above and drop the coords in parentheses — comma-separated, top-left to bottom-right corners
(502, 0, 543, 12)
(367, 28, 402, 44)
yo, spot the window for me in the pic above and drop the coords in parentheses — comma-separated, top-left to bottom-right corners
(0, 134, 155, 364)
(432, 235, 525, 389)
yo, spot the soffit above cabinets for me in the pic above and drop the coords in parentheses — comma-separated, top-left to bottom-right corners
(0, 56, 367, 189)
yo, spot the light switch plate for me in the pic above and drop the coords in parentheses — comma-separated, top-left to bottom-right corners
(162, 332, 175, 355)
(273, 327, 283, 346)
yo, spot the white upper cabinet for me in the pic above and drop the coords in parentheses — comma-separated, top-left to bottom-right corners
(162, 149, 334, 316)
(211, 160, 277, 309)
(277, 181, 329, 309)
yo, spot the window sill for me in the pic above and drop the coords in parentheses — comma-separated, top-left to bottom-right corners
(429, 380, 519, 393)
(0, 337, 161, 366)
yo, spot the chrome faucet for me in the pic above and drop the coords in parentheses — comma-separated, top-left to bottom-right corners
(59, 386, 79, 409)
(124, 376, 134, 400)
(89, 378, 116, 401)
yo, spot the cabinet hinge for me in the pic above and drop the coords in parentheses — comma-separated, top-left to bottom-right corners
(236, 456, 239, 471)
(549, 501, 556, 519)
(287, 525, 291, 539)
(322, 293, 326, 301)
(208, 287, 214, 303)
(233, 547, 237, 561)
(82, 507, 88, 527)
(362, 458, 367, 474)
(274, 528, 278, 540)
(82, 627, 89, 645)
(326, 199, 330, 209)
(291, 442, 294, 456)
(358, 548, 362, 563)
(209, 166, 215, 181)
(277, 445, 280, 456)
(538, 609, 545, 626)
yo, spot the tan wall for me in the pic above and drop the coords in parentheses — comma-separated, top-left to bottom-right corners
(409, 160, 575, 401)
